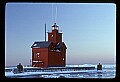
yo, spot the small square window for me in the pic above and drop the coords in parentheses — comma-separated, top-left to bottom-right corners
(52, 34, 53, 37)
(37, 53, 40, 55)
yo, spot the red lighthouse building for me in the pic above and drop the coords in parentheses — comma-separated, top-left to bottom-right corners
(31, 23, 67, 68)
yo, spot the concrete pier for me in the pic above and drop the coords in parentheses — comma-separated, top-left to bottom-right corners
(5, 66, 95, 73)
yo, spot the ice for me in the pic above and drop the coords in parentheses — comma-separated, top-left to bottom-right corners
(5, 64, 116, 78)
(66, 64, 116, 69)
(66, 64, 96, 68)
(102, 64, 116, 69)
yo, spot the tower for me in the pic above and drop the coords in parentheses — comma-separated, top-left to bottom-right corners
(48, 23, 62, 47)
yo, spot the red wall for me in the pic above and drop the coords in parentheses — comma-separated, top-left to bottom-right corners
(32, 48, 48, 68)
(57, 33, 62, 43)
(32, 48, 66, 67)
(48, 50, 66, 67)
(48, 30, 62, 46)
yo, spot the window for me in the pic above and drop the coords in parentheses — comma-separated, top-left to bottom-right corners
(52, 27, 55, 30)
(51, 34, 53, 37)
(37, 53, 40, 57)
(37, 53, 40, 55)
(34, 53, 40, 58)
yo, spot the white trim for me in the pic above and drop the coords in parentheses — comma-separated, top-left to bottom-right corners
(32, 61, 42, 63)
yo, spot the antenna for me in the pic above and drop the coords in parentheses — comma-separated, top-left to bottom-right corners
(55, 7, 57, 23)
(45, 24, 46, 41)
(52, 3, 53, 23)
(52, 4, 57, 24)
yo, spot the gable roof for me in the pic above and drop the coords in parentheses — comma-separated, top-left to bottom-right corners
(56, 42, 67, 49)
(31, 41, 51, 48)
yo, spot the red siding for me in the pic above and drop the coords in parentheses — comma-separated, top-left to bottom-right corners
(57, 33, 62, 43)
(48, 50, 66, 67)
(32, 48, 48, 68)
(48, 30, 62, 45)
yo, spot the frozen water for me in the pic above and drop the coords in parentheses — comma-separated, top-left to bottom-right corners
(5, 64, 116, 78)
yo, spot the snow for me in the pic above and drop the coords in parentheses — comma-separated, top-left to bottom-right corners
(66, 64, 116, 69)
(5, 70, 97, 77)
(5, 64, 116, 78)
(5, 66, 39, 69)
(56, 50, 61, 52)
(5, 69, 115, 78)
(66, 64, 97, 68)
(33, 44, 37, 46)
(5, 64, 116, 69)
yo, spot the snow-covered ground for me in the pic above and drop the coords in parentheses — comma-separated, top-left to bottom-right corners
(5, 64, 116, 78)
(66, 64, 116, 69)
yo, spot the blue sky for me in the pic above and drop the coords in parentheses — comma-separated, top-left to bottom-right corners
(5, 3, 116, 66)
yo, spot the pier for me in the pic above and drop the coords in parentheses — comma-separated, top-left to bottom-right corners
(5, 66, 95, 73)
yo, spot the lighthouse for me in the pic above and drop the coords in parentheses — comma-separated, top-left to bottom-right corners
(31, 23, 67, 68)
